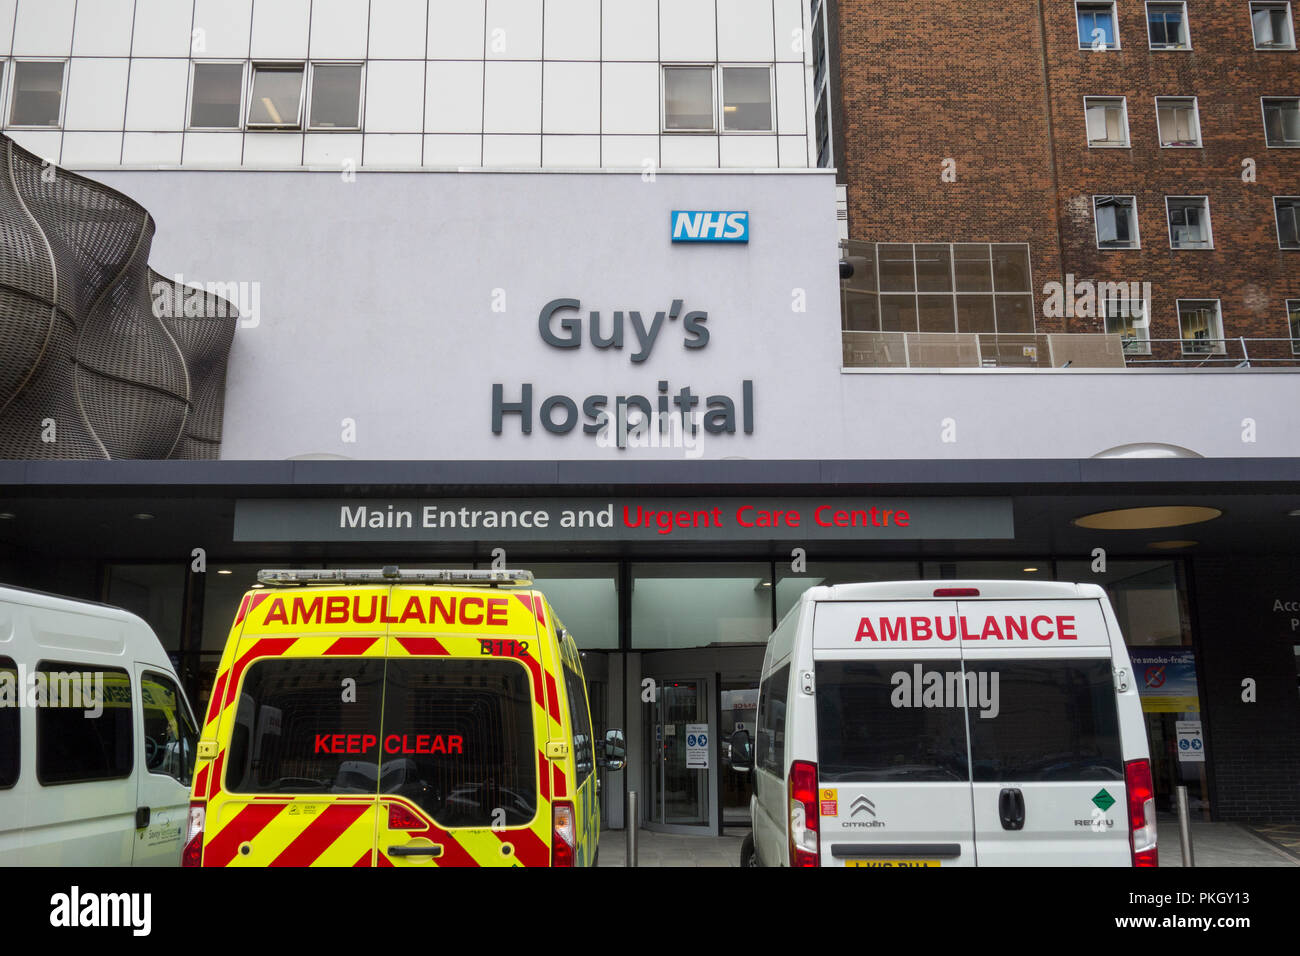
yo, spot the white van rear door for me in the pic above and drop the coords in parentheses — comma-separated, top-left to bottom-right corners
(812, 601, 975, 868)
(131, 666, 198, 866)
(958, 600, 1131, 866)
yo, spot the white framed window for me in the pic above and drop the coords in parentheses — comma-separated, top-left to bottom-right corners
(1263, 97, 1300, 146)
(1288, 299, 1300, 354)
(720, 65, 773, 132)
(1177, 299, 1224, 354)
(189, 62, 245, 130)
(1251, 2, 1296, 49)
(247, 63, 306, 130)
(307, 62, 364, 130)
(1085, 96, 1130, 147)
(1166, 196, 1213, 249)
(7, 59, 67, 129)
(1156, 96, 1201, 147)
(663, 65, 715, 132)
(1147, 2, 1191, 49)
(1094, 195, 1141, 249)
(1077, 2, 1120, 50)
(1275, 196, 1300, 248)
(1102, 292, 1152, 354)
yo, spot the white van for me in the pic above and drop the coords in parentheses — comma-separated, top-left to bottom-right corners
(741, 580, 1157, 867)
(0, 584, 199, 866)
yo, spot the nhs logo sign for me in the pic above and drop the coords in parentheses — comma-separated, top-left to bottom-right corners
(671, 210, 750, 244)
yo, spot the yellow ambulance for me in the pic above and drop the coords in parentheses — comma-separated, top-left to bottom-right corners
(182, 568, 623, 867)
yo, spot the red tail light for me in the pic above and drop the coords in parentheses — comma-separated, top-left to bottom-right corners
(934, 588, 980, 597)
(788, 760, 820, 867)
(181, 801, 205, 868)
(552, 801, 576, 867)
(1125, 759, 1158, 867)
(388, 803, 424, 830)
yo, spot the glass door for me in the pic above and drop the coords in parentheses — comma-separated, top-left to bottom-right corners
(645, 679, 710, 828)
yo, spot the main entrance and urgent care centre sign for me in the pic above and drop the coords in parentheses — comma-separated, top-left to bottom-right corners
(234, 497, 1013, 543)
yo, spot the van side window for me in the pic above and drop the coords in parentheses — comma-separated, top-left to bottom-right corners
(36, 662, 133, 785)
(141, 672, 199, 786)
(0, 656, 18, 788)
(756, 664, 789, 776)
(563, 662, 595, 783)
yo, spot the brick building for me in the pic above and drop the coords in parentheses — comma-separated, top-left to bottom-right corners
(825, 0, 1300, 364)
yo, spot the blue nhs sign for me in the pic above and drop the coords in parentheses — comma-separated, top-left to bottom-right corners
(671, 210, 750, 244)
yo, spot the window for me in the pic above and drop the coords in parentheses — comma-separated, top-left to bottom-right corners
(563, 660, 594, 784)
(663, 66, 714, 132)
(1147, 2, 1190, 48)
(1263, 97, 1300, 146)
(1277, 197, 1300, 247)
(721, 66, 773, 132)
(1156, 96, 1201, 147)
(1167, 196, 1213, 248)
(189, 62, 245, 129)
(1103, 292, 1152, 354)
(308, 63, 363, 130)
(756, 665, 789, 777)
(140, 672, 198, 786)
(1085, 97, 1129, 147)
(0, 657, 17, 789)
(1077, 2, 1119, 49)
(1288, 300, 1300, 354)
(1252, 2, 1296, 48)
(8, 60, 66, 127)
(1177, 299, 1224, 354)
(1095, 195, 1140, 249)
(37, 664, 133, 785)
(248, 63, 305, 129)
(815, 95, 831, 167)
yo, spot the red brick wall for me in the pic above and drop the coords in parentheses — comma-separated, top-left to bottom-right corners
(834, 0, 1300, 348)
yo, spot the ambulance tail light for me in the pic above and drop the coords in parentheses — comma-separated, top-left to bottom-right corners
(934, 588, 980, 597)
(552, 801, 576, 868)
(788, 760, 820, 867)
(181, 802, 205, 868)
(388, 803, 424, 830)
(1125, 759, 1158, 868)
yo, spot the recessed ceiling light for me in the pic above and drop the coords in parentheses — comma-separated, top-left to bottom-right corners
(1148, 540, 1198, 550)
(1023, 567, 1040, 573)
(217, 569, 233, 575)
(0, 512, 14, 520)
(1072, 506, 1222, 531)
(1288, 509, 1300, 518)
(132, 513, 154, 520)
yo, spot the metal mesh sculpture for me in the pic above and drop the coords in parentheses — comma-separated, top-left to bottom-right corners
(0, 135, 236, 459)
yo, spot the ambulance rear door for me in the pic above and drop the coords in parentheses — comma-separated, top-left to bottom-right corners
(960, 599, 1131, 866)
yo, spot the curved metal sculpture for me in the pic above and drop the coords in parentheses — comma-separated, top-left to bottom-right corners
(0, 135, 236, 459)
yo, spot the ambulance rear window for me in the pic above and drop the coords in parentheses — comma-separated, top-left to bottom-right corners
(226, 659, 385, 794)
(381, 659, 536, 828)
(815, 661, 969, 782)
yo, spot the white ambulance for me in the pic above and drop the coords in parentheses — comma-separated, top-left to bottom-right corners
(740, 580, 1157, 867)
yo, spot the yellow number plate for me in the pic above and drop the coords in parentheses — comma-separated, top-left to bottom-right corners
(846, 860, 940, 868)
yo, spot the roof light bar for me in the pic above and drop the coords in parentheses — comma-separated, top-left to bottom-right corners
(255, 567, 535, 587)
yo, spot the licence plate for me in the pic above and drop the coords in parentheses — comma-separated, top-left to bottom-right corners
(845, 860, 940, 867)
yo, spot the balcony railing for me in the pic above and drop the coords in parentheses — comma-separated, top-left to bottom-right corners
(842, 333, 1300, 369)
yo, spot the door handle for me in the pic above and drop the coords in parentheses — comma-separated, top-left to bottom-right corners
(998, 788, 1025, 831)
(135, 806, 150, 828)
(387, 845, 443, 858)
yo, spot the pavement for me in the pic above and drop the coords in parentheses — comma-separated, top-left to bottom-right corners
(596, 816, 1299, 867)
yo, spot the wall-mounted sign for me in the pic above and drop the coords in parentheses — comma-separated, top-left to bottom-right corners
(1128, 648, 1201, 713)
(1175, 720, 1205, 763)
(671, 210, 749, 243)
(234, 497, 1015, 542)
(686, 724, 709, 769)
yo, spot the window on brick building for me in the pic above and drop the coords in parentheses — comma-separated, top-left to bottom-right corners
(1177, 300, 1225, 354)
(1095, 196, 1140, 249)
(1276, 197, 1300, 247)
(1147, 2, 1190, 49)
(1077, 2, 1119, 49)
(1166, 197, 1213, 249)
(1156, 97, 1201, 146)
(1287, 300, 1300, 354)
(1103, 295, 1152, 354)
(1085, 97, 1129, 147)
(1263, 97, 1300, 146)
(1251, 2, 1296, 49)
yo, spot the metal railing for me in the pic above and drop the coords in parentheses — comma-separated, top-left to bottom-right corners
(842, 332, 1300, 369)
